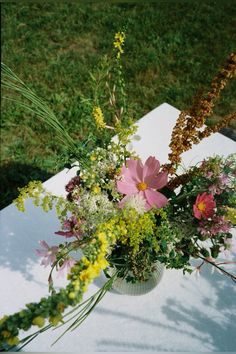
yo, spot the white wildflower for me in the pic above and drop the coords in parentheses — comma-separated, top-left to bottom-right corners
(124, 194, 146, 215)
(80, 191, 114, 216)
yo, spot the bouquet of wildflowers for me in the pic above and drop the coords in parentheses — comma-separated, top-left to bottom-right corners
(1, 32, 236, 351)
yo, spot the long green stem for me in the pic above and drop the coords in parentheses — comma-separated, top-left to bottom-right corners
(7, 274, 116, 352)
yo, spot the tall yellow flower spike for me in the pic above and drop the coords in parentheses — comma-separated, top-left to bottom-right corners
(92, 106, 106, 129)
(113, 31, 126, 59)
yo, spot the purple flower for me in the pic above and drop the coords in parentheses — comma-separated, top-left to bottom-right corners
(36, 240, 58, 267)
(198, 215, 230, 237)
(55, 216, 82, 238)
(218, 173, 230, 186)
(65, 176, 80, 193)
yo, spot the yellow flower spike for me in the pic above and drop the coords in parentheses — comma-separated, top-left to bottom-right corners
(0, 315, 8, 325)
(57, 302, 65, 313)
(97, 231, 106, 241)
(1, 330, 11, 338)
(113, 31, 126, 58)
(6, 337, 19, 346)
(226, 207, 236, 224)
(32, 316, 45, 328)
(82, 285, 88, 292)
(68, 292, 76, 300)
(100, 244, 108, 253)
(49, 315, 62, 326)
(90, 154, 97, 161)
(97, 258, 109, 269)
(81, 256, 90, 266)
(92, 106, 106, 129)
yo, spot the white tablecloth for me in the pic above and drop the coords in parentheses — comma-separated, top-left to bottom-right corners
(1, 103, 236, 352)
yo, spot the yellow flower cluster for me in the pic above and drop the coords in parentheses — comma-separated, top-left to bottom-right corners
(113, 31, 126, 59)
(13, 181, 44, 212)
(92, 106, 106, 129)
(226, 207, 236, 224)
(67, 230, 112, 301)
(0, 316, 19, 347)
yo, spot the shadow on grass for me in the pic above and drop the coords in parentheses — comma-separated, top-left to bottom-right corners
(0, 162, 54, 210)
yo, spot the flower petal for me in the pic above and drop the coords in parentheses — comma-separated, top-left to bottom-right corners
(143, 156, 160, 179)
(38, 240, 49, 250)
(121, 166, 136, 184)
(118, 195, 131, 209)
(144, 189, 168, 208)
(126, 159, 143, 181)
(117, 180, 138, 195)
(144, 171, 167, 189)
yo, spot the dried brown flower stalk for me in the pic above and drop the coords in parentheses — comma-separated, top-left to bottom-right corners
(165, 53, 236, 176)
(198, 112, 236, 140)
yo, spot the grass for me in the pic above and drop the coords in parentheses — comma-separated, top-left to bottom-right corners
(1, 2, 236, 209)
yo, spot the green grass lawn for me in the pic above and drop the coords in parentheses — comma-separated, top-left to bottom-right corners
(1, 2, 236, 209)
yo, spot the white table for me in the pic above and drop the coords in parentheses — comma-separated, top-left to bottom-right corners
(1, 103, 236, 352)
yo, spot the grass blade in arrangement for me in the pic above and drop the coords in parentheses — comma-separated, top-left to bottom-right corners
(1, 63, 78, 154)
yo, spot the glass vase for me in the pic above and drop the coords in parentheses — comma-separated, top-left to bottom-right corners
(107, 261, 165, 296)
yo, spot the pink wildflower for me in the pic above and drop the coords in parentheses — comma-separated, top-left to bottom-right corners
(220, 238, 236, 257)
(57, 258, 76, 278)
(36, 240, 58, 267)
(198, 215, 230, 237)
(117, 156, 168, 211)
(218, 173, 230, 186)
(208, 185, 221, 195)
(193, 192, 216, 220)
(55, 216, 82, 238)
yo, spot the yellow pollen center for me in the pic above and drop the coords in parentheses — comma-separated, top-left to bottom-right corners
(137, 182, 148, 191)
(197, 201, 206, 212)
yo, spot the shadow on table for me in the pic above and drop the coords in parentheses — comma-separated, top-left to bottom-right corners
(161, 267, 236, 351)
(95, 266, 236, 352)
(0, 195, 61, 281)
(0, 162, 54, 210)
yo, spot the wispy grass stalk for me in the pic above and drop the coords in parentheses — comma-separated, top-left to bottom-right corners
(1, 63, 78, 154)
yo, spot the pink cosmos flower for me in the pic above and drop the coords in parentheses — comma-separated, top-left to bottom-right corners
(117, 157, 168, 211)
(36, 240, 59, 267)
(57, 258, 76, 278)
(193, 192, 216, 220)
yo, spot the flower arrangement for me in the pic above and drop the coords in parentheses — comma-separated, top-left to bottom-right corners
(0, 32, 236, 351)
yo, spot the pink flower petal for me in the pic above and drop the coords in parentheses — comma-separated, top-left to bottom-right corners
(145, 171, 168, 189)
(126, 159, 143, 181)
(117, 180, 138, 195)
(118, 195, 131, 209)
(55, 231, 74, 238)
(121, 166, 136, 184)
(144, 189, 168, 208)
(38, 240, 49, 250)
(143, 156, 160, 179)
(193, 205, 202, 219)
(35, 249, 47, 257)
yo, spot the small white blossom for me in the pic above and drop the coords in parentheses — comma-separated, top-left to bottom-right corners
(80, 192, 114, 216)
(124, 194, 146, 215)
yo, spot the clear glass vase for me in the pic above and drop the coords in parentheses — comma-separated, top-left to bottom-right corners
(107, 261, 165, 296)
